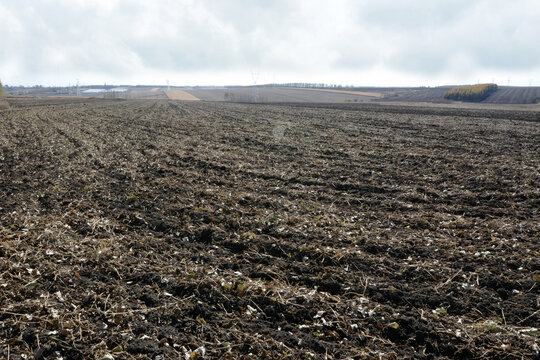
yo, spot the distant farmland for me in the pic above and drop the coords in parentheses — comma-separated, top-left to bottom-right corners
(384, 86, 540, 104)
(4, 85, 540, 104)
(186, 86, 540, 104)
(484, 86, 540, 104)
(184, 87, 376, 103)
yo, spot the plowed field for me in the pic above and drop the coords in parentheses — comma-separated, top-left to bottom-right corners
(1, 99, 539, 359)
(485, 87, 540, 104)
(185, 87, 373, 103)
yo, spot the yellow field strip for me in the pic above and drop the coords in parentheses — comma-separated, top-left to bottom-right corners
(165, 89, 200, 101)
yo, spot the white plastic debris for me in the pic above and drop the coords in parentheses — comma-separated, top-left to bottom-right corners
(193, 346, 206, 357)
(55, 291, 65, 302)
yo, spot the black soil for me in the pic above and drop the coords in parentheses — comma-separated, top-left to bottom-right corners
(0, 99, 539, 359)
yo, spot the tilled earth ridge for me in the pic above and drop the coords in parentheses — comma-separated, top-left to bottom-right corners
(0, 99, 539, 359)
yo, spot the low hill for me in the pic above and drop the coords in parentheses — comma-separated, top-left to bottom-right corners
(4, 84, 540, 104)
(484, 86, 540, 104)
(185, 87, 376, 103)
(381, 86, 540, 104)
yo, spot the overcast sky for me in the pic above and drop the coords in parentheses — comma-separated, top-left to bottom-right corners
(1, 0, 539, 87)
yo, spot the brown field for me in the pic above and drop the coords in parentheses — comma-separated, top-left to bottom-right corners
(300, 88, 383, 98)
(165, 89, 200, 101)
(0, 98, 539, 359)
(185, 87, 374, 103)
(485, 87, 540, 104)
(127, 88, 168, 100)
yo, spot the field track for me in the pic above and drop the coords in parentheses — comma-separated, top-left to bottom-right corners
(0, 99, 539, 359)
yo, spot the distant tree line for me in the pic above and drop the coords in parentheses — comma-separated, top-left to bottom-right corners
(444, 83, 498, 102)
(0, 80, 4, 97)
(255, 83, 356, 89)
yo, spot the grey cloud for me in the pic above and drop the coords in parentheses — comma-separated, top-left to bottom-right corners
(357, 0, 540, 74)
(1, 0, 539, 86)
(357, 1, 471, 32)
